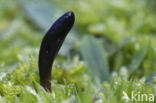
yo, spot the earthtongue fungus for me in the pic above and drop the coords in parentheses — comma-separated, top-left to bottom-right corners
(38, 11, 75, 92)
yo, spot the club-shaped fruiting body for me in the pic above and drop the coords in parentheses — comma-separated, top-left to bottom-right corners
(39, 11, 75, 92)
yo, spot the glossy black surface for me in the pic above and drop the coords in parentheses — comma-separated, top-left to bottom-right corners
(39, 11, 75, 92)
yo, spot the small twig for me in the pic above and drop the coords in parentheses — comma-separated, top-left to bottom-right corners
(38, 11, 75, 92)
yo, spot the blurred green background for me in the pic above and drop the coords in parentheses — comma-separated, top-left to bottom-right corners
(0, 0, 156, 102)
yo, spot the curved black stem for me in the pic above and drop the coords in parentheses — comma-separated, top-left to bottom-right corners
(38, 11, 75, 92)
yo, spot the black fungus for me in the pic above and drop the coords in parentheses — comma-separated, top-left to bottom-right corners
(38, 11, 75, 92)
